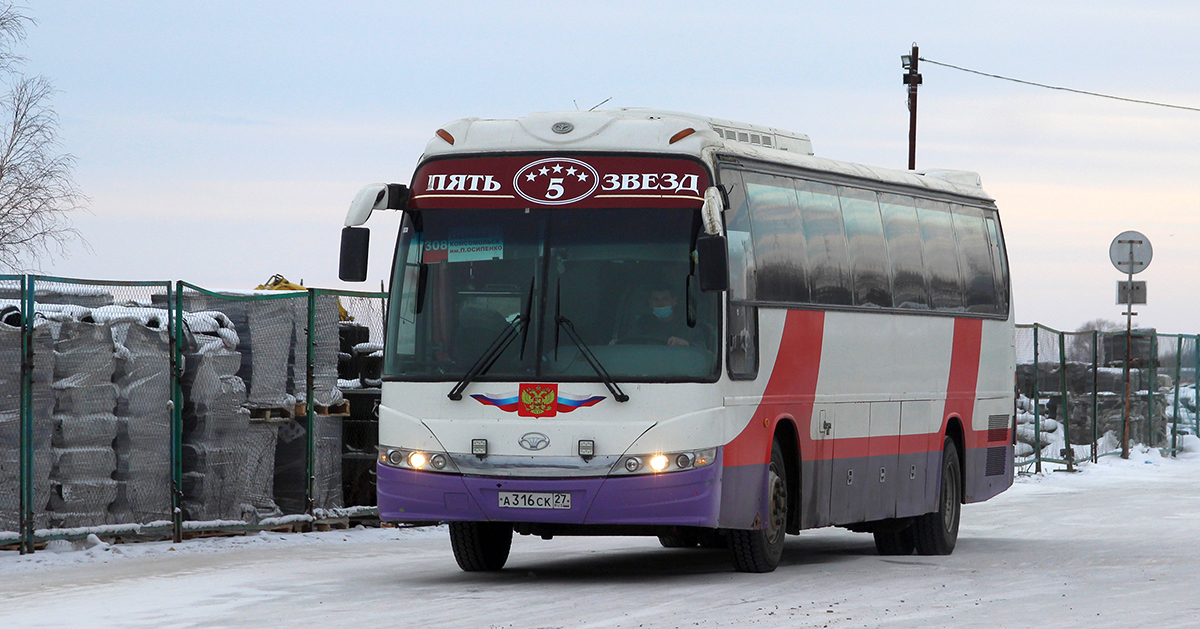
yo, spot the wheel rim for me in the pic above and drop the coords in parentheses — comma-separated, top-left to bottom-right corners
(941, 461, 959, 532)
(767, 462, 787, 543)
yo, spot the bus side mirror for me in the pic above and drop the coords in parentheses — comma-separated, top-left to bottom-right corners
(696, 234, 729, 292)
(340, 226, 370, 282)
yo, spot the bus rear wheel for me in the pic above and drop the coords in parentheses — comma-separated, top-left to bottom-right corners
(449, 521, 513, 571)
(728, 440, 788, 573)
(912, 437, 962, 555)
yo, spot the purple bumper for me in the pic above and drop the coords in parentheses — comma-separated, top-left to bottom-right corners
(377, 453, 723, 527)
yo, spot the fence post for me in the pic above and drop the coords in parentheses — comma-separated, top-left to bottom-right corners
(1173, 335, 1182, 456)
(1033, 325, 1042, 473)
(1058, 331, 1074, 471)
(1147, 334, 1157, 447)
(1092, 329, 1099, 463)
(170, 282, 184, 543)
(18, 275, 33, 554)
(305, 289, 316, 522)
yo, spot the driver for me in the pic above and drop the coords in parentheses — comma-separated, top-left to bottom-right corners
(629, 282, 704, 347)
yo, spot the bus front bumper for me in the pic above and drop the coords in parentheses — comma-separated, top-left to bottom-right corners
(377, 453, 722, 527)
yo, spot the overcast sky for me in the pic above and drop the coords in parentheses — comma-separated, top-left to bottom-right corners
(16, 1, 1200, 333)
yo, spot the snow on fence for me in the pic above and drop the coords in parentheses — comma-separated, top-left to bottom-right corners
(0, 276, 386, 553)
(1015, 324, 1199, 473)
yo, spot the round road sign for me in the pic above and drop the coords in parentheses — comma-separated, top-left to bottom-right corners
(1109, 231, 1152, 275)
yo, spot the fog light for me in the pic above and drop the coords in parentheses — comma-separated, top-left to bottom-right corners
(578, 440, 595, 458)
(649, 455, 669, 472)
(386, 449, 404, 466)
(472, 439, 488, 457)
(430, 453, 447, 470)
(408, 451, 428, 469)
(624, 457, 642, 472)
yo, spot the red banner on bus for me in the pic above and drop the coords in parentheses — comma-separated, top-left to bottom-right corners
(409, 155, 711, 209)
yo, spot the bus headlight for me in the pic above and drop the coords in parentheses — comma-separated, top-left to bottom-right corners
(378, 446, 459, 474)
(614, 448, 717, 475)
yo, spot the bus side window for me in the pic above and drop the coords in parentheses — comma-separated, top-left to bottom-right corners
(727, 300, 758, 380)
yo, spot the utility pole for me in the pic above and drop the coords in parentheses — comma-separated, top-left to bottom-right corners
(902, 44, 922, 170)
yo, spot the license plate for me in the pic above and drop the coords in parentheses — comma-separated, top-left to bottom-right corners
(498, 491, 571, 510)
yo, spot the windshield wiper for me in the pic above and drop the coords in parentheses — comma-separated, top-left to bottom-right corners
(556, 314, 629, 403)
(447, 278, 534, 401)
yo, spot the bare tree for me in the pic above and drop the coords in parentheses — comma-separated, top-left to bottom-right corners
(1068, 318, 1123, 362)
(0, 5, 84, 271)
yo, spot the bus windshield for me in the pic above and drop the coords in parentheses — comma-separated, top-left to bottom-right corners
(384, 207, 720, 383)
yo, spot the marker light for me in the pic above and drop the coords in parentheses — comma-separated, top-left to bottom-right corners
(649, 455, 670, 472)
(436, 129, 455, 145)
(408, 451, 428, 469)
(669, 128, 696, 144)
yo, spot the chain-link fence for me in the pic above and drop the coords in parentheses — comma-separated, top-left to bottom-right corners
(0, 277, 386, 554)
(1016, 323, 1199, 473)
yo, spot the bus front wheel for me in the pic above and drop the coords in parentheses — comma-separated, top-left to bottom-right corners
(449, 521, 513, 571)
(728, 440, 788, 573)
(912, 437, 962, 555)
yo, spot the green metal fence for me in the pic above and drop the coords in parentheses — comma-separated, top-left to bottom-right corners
(1015, 324, 1199, 473)
(0, 276, 386, 554)
(6, 285, 1195, 551)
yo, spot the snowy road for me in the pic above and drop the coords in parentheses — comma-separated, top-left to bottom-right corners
(4, 448, 1200, 628)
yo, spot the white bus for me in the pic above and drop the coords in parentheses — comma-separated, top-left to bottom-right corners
(339, 108, 1015, 573)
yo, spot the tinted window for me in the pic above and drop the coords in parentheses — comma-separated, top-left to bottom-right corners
(727, 301, 758, 379)
(720, 169, 757, 302)
(796, 180, 852, 305)
(916, 199, 964, 311)
(951, 204, 998, 313)
(839, 187, 892, 308)
(744, 172, 809, 303)
(879, 194, 929, 309)
(984, 212, 1011, 316)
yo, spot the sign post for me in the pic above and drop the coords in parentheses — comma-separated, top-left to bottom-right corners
(1109, 231, 1152, 460)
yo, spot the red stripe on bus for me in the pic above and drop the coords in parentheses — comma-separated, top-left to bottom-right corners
(944, 318, 983, 446)
(723, 309, 824, 467)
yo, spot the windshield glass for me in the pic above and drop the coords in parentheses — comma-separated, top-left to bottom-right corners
(384, 207, 720, 382)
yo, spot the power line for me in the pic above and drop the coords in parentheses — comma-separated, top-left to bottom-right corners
(919, 57, 1200, 113)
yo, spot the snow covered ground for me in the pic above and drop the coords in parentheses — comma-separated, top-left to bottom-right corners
(4, 447, 1200, 628)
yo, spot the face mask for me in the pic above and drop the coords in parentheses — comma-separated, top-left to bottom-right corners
(652, 306, 673, 320)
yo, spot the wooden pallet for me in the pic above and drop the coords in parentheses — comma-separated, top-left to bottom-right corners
(313, 518, 350, 532)
(290, 401, 351, 417)
(248, 406, 294, 420)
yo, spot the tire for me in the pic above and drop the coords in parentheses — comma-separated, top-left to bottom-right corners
(728, 440, 788, 573)
(449, 521, 513, 571)
(658, 533, 698, 548)
(913, 437, 962, 555)
(873, 524, 915, 555)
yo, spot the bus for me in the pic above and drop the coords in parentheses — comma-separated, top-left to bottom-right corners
(338, 108, 1015, 573)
